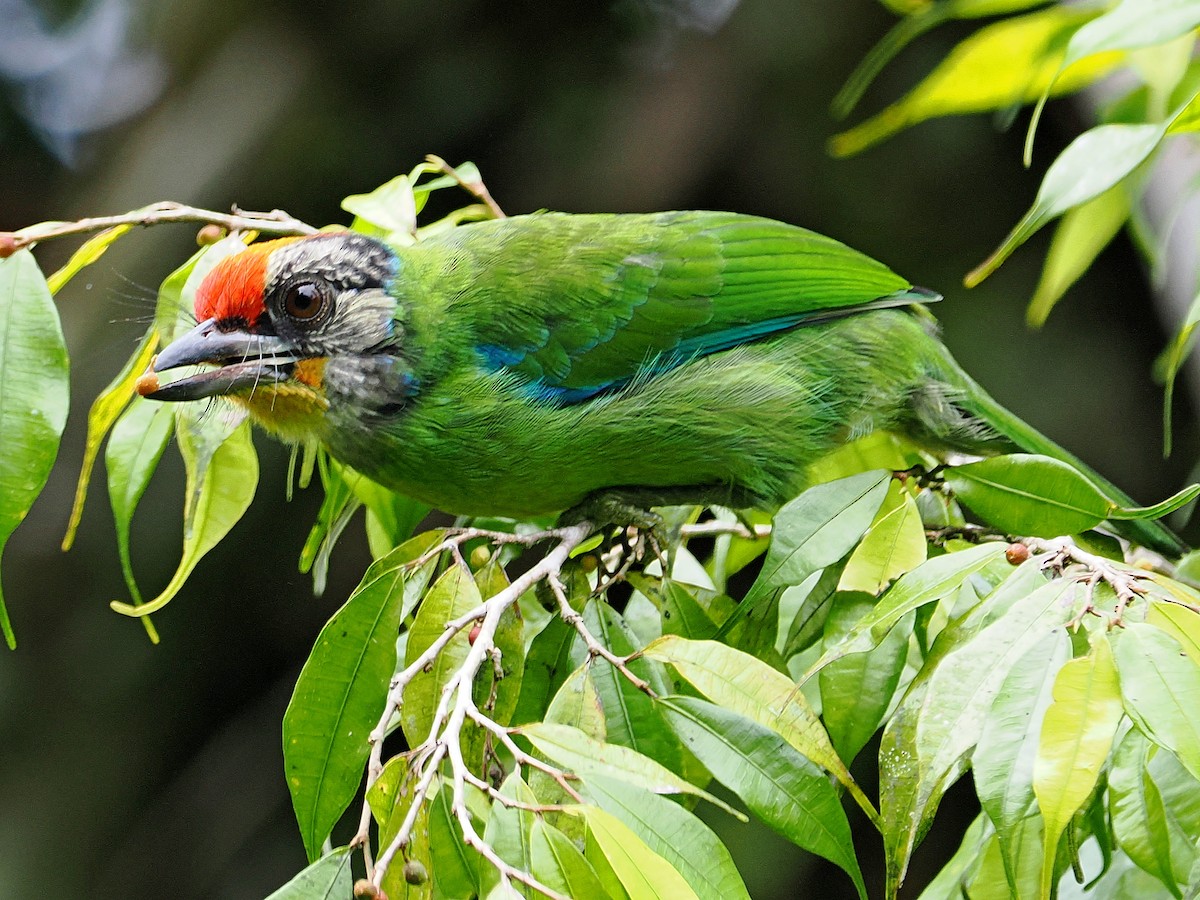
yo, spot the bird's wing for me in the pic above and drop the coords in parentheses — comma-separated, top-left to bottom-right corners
(448, 211, 934, 402)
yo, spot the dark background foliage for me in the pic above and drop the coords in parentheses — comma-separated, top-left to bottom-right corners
(0, 1, 1191, 896)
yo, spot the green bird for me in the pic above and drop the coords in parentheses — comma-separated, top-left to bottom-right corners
(140, 210, 1182, 554)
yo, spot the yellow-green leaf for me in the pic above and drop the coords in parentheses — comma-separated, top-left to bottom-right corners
(46, 224, 133, 294)
(573, 805, 699, 900)
(839, 479, 927, 593)
(1033, 635, 1124, 899)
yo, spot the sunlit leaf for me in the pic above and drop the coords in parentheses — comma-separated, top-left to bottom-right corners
(263, 846, 352, 900)
(1062, 0, 1200, 76)
(968, 120, 1171, 286)
(1033, 636, 1124, 899)
(830, 7, 1117, 158)
(0, 250, 69, 648)
(1027, 185, 1130, 326)
(62, 326, 158, 552)
(574, 804, 700, 899)
(839, 479, 927, 593)
(519, 721, 739, 816)
(343, 174, 417, 237)
(1147, 602, 1200, 666)
(944, 454, 1111, 537)
(973, 630, 1071, 889)
(544, 664, 606, 739)
(282, 541, 410, 861)
(110, 420, 257, 619)
(660, 696, 867, 899)
(46, 224, 133, 294)
(881, 578, 1076, 895)
(529, 818, 608, 900)
(581, 774, 751, 900)
(643, 634, 876, 822)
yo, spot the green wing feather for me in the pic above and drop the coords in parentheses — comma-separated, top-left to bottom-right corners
(436, 211, 928, 401)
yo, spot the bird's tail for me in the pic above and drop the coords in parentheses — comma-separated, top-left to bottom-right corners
(922, 349, 1187, 557)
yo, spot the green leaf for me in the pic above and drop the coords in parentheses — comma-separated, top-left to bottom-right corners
(1109, 729, 1181, 897)
(110, 421, 258, 619)
(572, 600, 682, 774)
(1027, 185, 1130, 326)
(945, 454, 1112, 537)
(402, 564, 483, 745)
(519, 721, 739, 816)
(529, 818, 609, 900)
(805, 541, 1008, 675)
(472, 559, 526, 732)
(282, 542, 409, 861)
(581, 774, 751, 900)
(104, 397, 174, 605)
(644, 634, 877, 822)
(343, 174, 417, 237)
(0, 250, 69, 649)
(1109, 483, 1200, 521)
(574, 804, 700, 899)
(544, 664, 606, 739)
(1114, 622, 1200, 781)
(973, 629, 1071, 889)
(880, 577, 1077, 895)
(659, 696, 866, 899)
(839, 479, 927, 594)
(1033, 635, 1124, 899)
(1146, 602, 1200, 666)
(430, 781, 484, 899)
(263, 846, 353, 900)
(62, 325, 158, 552)
(720, 470, 890, 641)
(46, 224, 133, 294)
(967, 120, 1170, 286)
(482, 773, 537, 897)
(368, 758, 432, 900)
(915, 813, 992, 900)
(512, 569, 587, 727)
(1062, 0, 1200, 75)
(830, 7, 1116, 158)
(819, 595, 913, 765)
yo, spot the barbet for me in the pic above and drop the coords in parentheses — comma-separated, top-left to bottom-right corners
(139, 211, 1181, 554)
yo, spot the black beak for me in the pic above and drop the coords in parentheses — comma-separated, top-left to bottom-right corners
(140, 318, 298, 402)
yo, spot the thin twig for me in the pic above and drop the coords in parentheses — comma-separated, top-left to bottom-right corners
(5, 201, 318, 250)
(426, 154, 506, 219)
(679, 521, 772, 540)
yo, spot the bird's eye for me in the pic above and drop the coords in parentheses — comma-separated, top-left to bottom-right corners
(282, 281, 329, 322)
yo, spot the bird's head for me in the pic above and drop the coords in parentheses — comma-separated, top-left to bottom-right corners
(140, 231, 416, 440)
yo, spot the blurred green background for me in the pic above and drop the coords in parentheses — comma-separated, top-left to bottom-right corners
(0, 1, 1192, 897)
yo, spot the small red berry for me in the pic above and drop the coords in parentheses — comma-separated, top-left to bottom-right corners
(0, 233, 18, 258)
(1005, 542, 1030, 565)
(468, 624, 481, 645)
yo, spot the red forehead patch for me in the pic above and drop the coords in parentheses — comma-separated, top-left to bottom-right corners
(194, 237, 304, 323)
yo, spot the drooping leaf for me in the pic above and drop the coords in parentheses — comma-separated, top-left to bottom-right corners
(1109, 728, 1181, 897)
(582, 774, 751, 900)
(62, 325, 158, 551)
(945, 454, 1112, 537)
(429, 781, 484, 899)
(830, 7, 1117, 158)
(819, 595, 913, 766)
(110, 416, 257, 619)
(660, 696, 866, 899)
(104, 397, 174, 605)
(1114, 622, 1200, 781)
(1146, 602, 1200, 666)
(481, 773, 538, 898)
(574, 804, 700, 899)
(967, 120, 1173, 287)
(282, 540, 410, 861)
(644, 634, 876, 822)
(0, 250, 70, 648)
(1061, 0, 1200, 77)
(880, 577, 1077, 896)
(1027, 185, 1130, 326)
(839, 479, 926, 594)
(46, 224, 133, 294)
(973, 629, 1071, 889)
(1033, 635, 1124, 899)
(263, 846, 353, 900)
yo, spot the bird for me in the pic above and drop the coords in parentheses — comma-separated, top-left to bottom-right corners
(137, 210, 1182, 554)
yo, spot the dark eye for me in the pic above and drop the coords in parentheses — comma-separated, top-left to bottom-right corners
(282, 281, 329, 322)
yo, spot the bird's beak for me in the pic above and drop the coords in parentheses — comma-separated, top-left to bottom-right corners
(138, 318, 299, 402)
